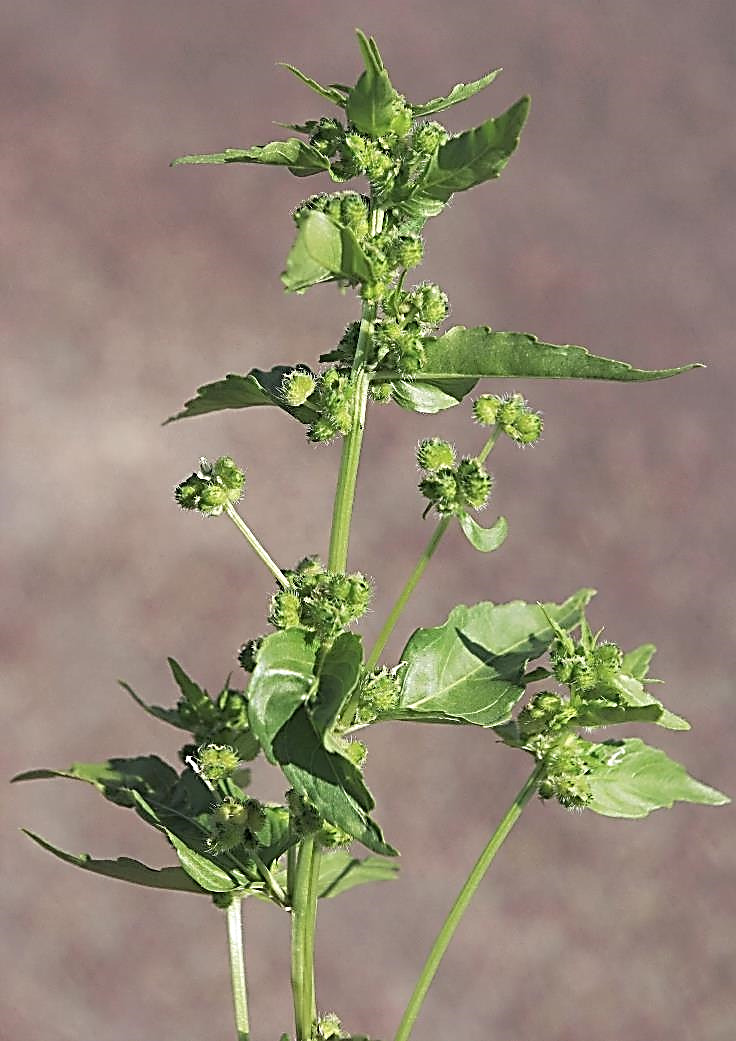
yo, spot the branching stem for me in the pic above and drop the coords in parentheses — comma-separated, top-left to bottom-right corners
(224, 502, 290, 588)
(393, 764, 543, 1041)
(366, 425, 501, 669)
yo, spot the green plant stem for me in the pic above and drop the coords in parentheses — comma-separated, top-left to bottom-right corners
(366, 426, 501, 670)
(291, 835, 319, 1041)
(393, 763, 543, 1041)
(251, 850, 288, 906)
(226, 898, 250, 1041)
(365, 516, 451, 672)
(224, 502, 290, 588)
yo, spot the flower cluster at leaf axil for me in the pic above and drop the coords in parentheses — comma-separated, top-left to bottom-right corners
(416, 438, 492, 516)
(269, 557, 373, 642)
(473, 393, 543, 444)
(175, 456, 245, 515)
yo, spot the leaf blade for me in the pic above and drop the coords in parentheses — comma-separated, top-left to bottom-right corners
(458, 513, 508, 553)
(164, 366, 319, 426)
(171, 138, 330, 177)
(586, 738, 729, 818)
(411, 68, 502, 117)
(397, 589, 595, 726)
(282, 211, 373, 293)
(247, 630, 317, 764)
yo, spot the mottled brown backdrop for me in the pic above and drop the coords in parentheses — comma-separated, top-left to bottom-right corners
(3, 2, 735, 1040)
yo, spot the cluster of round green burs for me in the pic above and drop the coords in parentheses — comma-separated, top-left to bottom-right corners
(196, 743, 240, 783)
(473, 393, 543, 445)
(269, 557, 373, 643)
(207, 795, 267, 853)
(514, 693, 592, 810)
(175, 456, 245, 516)
(550, 627, 624, 697)
(281, 365, 358, 443)
(416, 438, 492, 516)
(354, 665, 404, 724)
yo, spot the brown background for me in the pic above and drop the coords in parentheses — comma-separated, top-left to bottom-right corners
(3, 2, 735, 1039)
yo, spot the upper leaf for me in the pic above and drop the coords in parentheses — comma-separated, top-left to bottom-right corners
(621, 643, 657, 681)
(396, 589, 594, 726)
(171, 138, 330, 178)
(388, 327, 703, 411)
(388, 377, 478, 414)
(164, 366, 320, 426)
(12, 755, 179, 806)
(313, 851, 399, 899)
(403, 96, 530, 206)
(346, 31, 399, 137)
(411, 68, 502, 117)
(585, 738, 729, 818)
(282, 211, 374, 294)
(22, 830, 207, 895)
(247, 629, 317, 764)
(273, 706, 395, 856)
(278, 63, 348, 108)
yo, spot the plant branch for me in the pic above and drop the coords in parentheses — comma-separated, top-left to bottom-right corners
(366, 426, 501, 669)
(226, 898, 250, 1041)
(224, 502, 290, 588)
(392, 763, 543, 1041)
(291, 835, 319, 1041)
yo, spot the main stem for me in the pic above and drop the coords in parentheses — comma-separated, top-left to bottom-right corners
(226, 898, 250, 1041)
(392, 764, 543, 1041)
(291, 835, 319, 1040)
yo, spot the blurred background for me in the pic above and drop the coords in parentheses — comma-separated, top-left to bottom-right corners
(3, 1, 735, 1039)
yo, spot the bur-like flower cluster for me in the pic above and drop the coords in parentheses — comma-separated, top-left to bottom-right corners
(550, 622, 624, 698)
(354, 665, 404, 724)
(269, 557, 373, 642)
(175, 456, 245, 516)
(196, 743, 241, 784)
(416, 440, 492, 516)
(473, 393, 543, 445)
(207, 796, 267, 853)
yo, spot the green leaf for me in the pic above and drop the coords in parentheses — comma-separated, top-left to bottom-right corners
(585, 738, 729, 818)
(411, 68, 502, 117)
(614, 672, 690, 731)
(282, 211, 374, 294)
(574, 701, 664, 728)
(621, 644, 657, 681)
(311, 633, 363, 738)
(164, 366, 320, 426)
(247, 630, 317, 764)
(400, 326, 702, 405)
(406, 96, 530, 204)
(389, 377, 477, 414)
(171, 138, 330, 177)
(458, 513, 508, 553)
(396, 589, 595, 727)
(278, 63, 348, 107)
(273, 707, 395, 856)
(314, 851, 399, 898)
(346, 31, 399, 137)
(165, 829, 239, 892)
(22, 830, 206, 894)
(118, 680, 187, 730)
(12, 756, 178, 806)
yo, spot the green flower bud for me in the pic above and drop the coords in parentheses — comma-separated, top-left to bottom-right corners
(456, 458, 492, 510)
(356, 665, 403, 724)
(509, 411, 543, 445)
(496, 393, 526, 430)
(416, 438, 456, 471)
(390, 235, 424, 270)
(317, 1012, 345, 1040)
(238, 637, 263, 673)
(282, 369, 317, 407)
(198, 481, 230, 514)
(208, 797, 249, 852)
(411, 120, 450, 154)
(419, 468, 460, 515)
(361, 278, 392, 303)
(287, 790, 322, 836)
(340, 192, 370, 238)
(472, 395, 502, 426)
(292, 193, 329, 224)
(389, 97, 413, 138)
(197, 744, 240, 783)
(413, 283, 448, 327)
(269, 590, 302, 630)
(369, 381, 393, 404)
(555, 775, 592, 810)
(307, 418, 337, 443)
(175, 474, 206, 510)
(594, 642, 623, 676)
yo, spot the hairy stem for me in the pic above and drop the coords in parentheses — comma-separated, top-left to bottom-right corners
(393, 764, 543, 1041)
(366, 426, 501, 670)
(226, 898, 250, 1041)
(224, 502, 290, 588)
